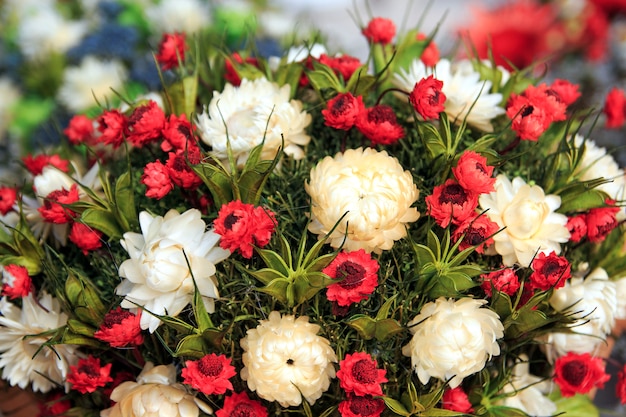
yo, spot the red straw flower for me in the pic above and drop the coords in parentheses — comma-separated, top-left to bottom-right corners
(409, 75, 446, 121)
(452, 151, 495, 194)
(319, 54, 363, 82)
(322, 92, 364, 131)
(127, 100, 166, 147)
(64, 114, 96, 145)
(23, 154, 69, 176)
(338, 395, 385, 417)
(416, 33, 440, 66)
(324, 249, 379, 307)
(161, 113, 196, 153)
(336, 352, 387, 396)
(425, 179, 478, 228)
(355, 104, 405, 145)
(554, 352, 610, 397)
(141, 161, 174, 200)
(97, 109, 128, 148)
(155, 32, 187, 71)
(529, 251, 571, 291)
(182, 353, 237, 395)
(214, 200, 276, 259)
(0, 186, 17, 215)
(165, 148, 203, 190)
(94, 307, 144, 348)
(480, 268, 520, 297)
(69, 222, 103, 255)
(566, 214, 588, 243)
(617, 364, 626, 405)
(441, 386, 474, 413)
(38, 185, 80, 224)
(506, 84, 567, 141)
(586, 204, 620, 243)
(452, 213, 499, 254)
(1, 264, 32, 299)
(603, 87, 626, 129)
(216, 391, 268, 417)
(362, 17, 396, 45)
(38, 391, 72, 417)
(67, 356, 113, 394)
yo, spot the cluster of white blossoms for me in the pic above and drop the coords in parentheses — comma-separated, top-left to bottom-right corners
(101, 362, 213, 417)
(305, 147, 420, 253)
(402, 297, 504, 388)
(240, 311, 337, 407)
(196, 77, 312, 168)
(0, 292, 79, 393)
(479, 174, 570, 266)
(545, 267, 618, 360)
(393, 58, 506, 132)
(144, 0, 212, 36)
(116, 209, 230, 333)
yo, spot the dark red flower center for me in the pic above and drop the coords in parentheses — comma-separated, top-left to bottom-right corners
(475, 162, 487, 173)
(563, 361, 587, 386)
(428, 90, 442, 105)
(78, 363, 100, 378)
(198, 357, 224, 377)
(352, 359, 378, 384)
(521, 105, 534, 117)
(102, 310, 133, 327)
(541, 259, 563, 277)
(367, 105, 396, 124)
(464, 226, 487, 246)
(349, 397, 383, 416)
(337, 261, 366, 290)
(224, 213, 240, 230)
(177, 124, 193, 140)
(232, 404, 257, 417)
(439, 183, 467, 205)
(129, 106, 150, 125)
(332, 95, 351, 113)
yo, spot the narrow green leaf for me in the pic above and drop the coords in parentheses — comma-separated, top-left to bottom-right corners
(81, 208, 123, 239)
(256, 248, 291, 276)
(114, 171, 137, 230)
(382, 397, 412, 417)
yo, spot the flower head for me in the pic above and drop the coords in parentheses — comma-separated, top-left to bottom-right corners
(529, 251, 571, 291)
(452, 213, 499, 254)
(97, 109, 128, 148)
(426, 179, 478, 228)
(452, 151, 495, 194)
(355, 104, 405, 145)
(141, 161, 174, 200)
(617, 365, 626, 405)
(306, 147, 420, 253)
(94, 307, 144, 348)
(441, 387, 473, 413)
(324, 249, 379, 307)
(116, 208, 230, 332)
(1, 264, 32, 299)
(554, 352, 610, 397)
(402, 297, 504, 388)
(182, 353, 237, 395)
(216, 391, 268, 417)
(604, 87, 626, 128)
(362, 17, 396, 44)
(322, 92, 364, 131)
(67, 356, 113, 394)
(240, 311, 337, 407)
(338, 394, 386, 417)
(156, 32, 187, 71)
(127, 100, 167, 147)
(64, 115, 96, 146)
(101, 362, 212, 417)
(481, 268, 520, 297)
(336, 352, 387, 396)
(196, 78, 311, 167)
(479, 174, 570, 266)
(409, 75, 446, 121)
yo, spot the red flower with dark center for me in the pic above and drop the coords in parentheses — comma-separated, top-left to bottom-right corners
(441, 387, 474, 413)
(506, 84, 567, 141)
(322, 92, 364, 131)
(603, 87, 626, 128)
(452, 213, 499, 253)
(452, 151, 495, 194)
(216, 391, 268, 417)
(617, 364, 626, 405)
(567, 214, 588, 243)
(224, 52, 259, 86)
(39, 391, 72, 417)
(97, 109, 128, 148)
(182, 353, 237, 395)
(548, 79, 581, 107)
(319, 54, 363, 82)
(214, 200, 276, 259)
(554, 352, 610, 397)
(362, 17, 396, 44)
(23, 154, 70, 176)
(324, 249, 379, 307)
(338, 395, 386, 417)
(416, 33, 440, 66)
(529, 251, 571, 291)
(355, 104, 405, 145)
(586, 204, 620, 243)
(155, 32, 188, 71)
(38, 185, 80, 224)
(409, 75, 446, 121)
(480, 268, 520, 297)
(336, 352, 387, 396)
(141, 161, 174, 200)
(0, 186, 16, 215)
(94, 307, 144, 348)
(166, 148, 203, 190)
(64, 114, 96, 145)
(1, 264, 32, 299)
(66, 356, 113, 394)
(69, 222, 103, 255)
(127, 100, 166, 147)
(425, 179, 478, 228)
(161, 113, 197, 152)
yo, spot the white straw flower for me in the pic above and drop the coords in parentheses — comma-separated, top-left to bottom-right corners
(305, 147, 420, 253)
(101, 362, 213, 417)
(545, 267, 617, 359)
(145, 0, 212, 35)
(116, 209, 230, 333)
(0, 293, 79, 393)
(240, 311, 337, 407)
(196, 78, 311, 167)
(57, 56, 128, 113)
(394, 58, 505, 132)
(402, 297, 504, 388)
(479, 174, 570, 266)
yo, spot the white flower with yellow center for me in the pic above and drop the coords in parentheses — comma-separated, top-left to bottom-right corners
(195, 78, 312, 167)
(240, 311, 337, 407)
(479, 174, 570, 266)
(394, 58, 505, 132)
(116, 209, 230, 333)
(101, 362, 212, 417)
(305, 147, 420, 253)
(545, 267, 617, 359)
(402, 297, 504, 388)
(0, 293, 79, 393)
(57, 56, 128, 113)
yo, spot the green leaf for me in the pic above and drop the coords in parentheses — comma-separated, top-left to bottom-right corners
(80, 208, 124, 239)
(61, 331, 101, 348)
(67, 319, 96, 337)
(373, 318, 404, 342)
(383, 396, 412, 417)
(550, 392, 599, 417)
(114, 171, 137, 231)
(191, 160, 234, 210)
(176, 334, 207, 358)
(422, 409, 467, 416)
(64, 272, 107, 326)
(244, 267, 286, 286)
(165, 75, 199, 117)
(345, 66, 376, 97)
(308, 62, 345, 92)
(346, 315, 377, 340)
(255, 248, 291, 276)
(256, 278, 290, 305)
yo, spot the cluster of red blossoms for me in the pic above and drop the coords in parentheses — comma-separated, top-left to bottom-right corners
(567, 200, 621, 244)
(336, 352, 387, 417)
